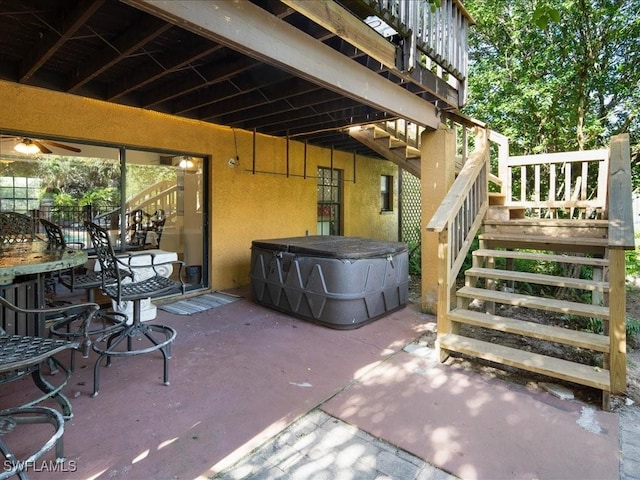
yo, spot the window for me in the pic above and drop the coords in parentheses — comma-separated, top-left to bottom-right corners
(381, 175, 393, 212)
(0, 176, 41, 212)
(317, 167, 342, 235)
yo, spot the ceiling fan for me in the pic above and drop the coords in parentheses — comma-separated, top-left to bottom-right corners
(0, 136, 81, 154)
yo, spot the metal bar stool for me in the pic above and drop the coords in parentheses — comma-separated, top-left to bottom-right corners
(39, 219, 127, 370)
(84, 221, 184, 397)
(0, 297, 99, 420)
(0, 406, 65, 480)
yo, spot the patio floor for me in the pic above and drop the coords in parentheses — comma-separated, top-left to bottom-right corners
(0, 288, 620, 479)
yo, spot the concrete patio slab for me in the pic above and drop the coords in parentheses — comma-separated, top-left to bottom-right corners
(0, 293, 428, 479)
(322, 350, 620, 480)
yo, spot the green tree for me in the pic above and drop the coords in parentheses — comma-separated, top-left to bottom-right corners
(37, 156, 121, 206)
(463, 0, 639, 176)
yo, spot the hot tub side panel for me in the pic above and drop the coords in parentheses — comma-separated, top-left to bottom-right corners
(250, 246, 409, 329)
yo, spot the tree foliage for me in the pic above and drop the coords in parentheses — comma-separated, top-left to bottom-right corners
(463, 0, 639, 187)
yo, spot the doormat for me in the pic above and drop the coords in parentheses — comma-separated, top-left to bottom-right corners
(159, 292, 242, 315)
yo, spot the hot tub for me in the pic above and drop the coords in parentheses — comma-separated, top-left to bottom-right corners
(250, 236, 409, 329)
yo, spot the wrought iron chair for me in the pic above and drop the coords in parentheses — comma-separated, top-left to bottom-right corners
(125, 209, 165, 250)
(40, 218, 100, 299)
(84, 221, 184, 397)
(0, 212, 35, 244)
(0, 297, 97, 477)
(39, 219, 126, 370)
(0, 406, 65, 480)
(0, 296, 99, 420)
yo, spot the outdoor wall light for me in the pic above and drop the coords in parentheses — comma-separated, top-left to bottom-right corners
(14, 138, 41, 154)
(177, 156, 194, 169)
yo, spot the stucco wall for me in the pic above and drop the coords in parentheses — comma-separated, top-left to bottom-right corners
(0, 80, 400, 290)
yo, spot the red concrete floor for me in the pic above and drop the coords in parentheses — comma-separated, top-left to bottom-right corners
(0, 290, 428, 479)
(0, 290, 619, 479)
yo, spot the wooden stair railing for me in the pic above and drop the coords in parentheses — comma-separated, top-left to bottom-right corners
(434, 133, 634, 410)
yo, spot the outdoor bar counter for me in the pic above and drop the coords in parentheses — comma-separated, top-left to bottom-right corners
(250, 236, 409, 329)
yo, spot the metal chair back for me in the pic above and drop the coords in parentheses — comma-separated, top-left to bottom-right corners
(0, 212, 35, 243)
(39, 218, 67, 247)
(84, 221, 132, 292)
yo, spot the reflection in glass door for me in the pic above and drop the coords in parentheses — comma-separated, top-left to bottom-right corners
(125, 151, 205, 288)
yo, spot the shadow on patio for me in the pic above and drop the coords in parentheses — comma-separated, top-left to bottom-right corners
(0, 288, 430, 479)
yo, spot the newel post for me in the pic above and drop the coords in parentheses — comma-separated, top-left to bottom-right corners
(420, 124, 456, 315)
(607, 133, 633, 393)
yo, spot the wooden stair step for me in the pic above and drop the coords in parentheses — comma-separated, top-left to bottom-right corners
(488, 192, 506, 206)
(448, 308, 610, 352)
(457, 286, 610, 320)
(466, 267, 609, 292)
(438, 333, 611, 391)
(372, 129, 391, 139)
(484, 219, 609, 228)
(473, 249, 609, 267)
(404, 145, 421, 158)
(479, 233, 608, 246)
(479, 233, 608, 253)
(487, 205, 526, 220)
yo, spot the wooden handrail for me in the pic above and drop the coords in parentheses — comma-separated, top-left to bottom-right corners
(426, 136, 488, 233)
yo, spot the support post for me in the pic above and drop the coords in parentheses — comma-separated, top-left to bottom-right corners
(420, 125, 456, 315)
(609, 248, 627, 393)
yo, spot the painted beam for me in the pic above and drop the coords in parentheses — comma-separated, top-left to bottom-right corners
(124, 0, 440, 129)
(281, 0, 396, 69)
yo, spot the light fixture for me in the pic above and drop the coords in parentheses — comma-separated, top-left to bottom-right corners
(177, 156, 194, 169)
(14, 138, 41, 155)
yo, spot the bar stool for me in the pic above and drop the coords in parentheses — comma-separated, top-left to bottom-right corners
(39, 219, 126, 370)
(84, 221, 184, 397)
(0, 406, 65, 479)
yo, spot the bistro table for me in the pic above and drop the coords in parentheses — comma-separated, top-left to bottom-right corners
(0, 240, 88, 336)
(0, 240, 88, 287)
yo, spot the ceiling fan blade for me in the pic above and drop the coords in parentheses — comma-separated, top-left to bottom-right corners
(32, 140, 52, 154)
(44, 140, 81, 153)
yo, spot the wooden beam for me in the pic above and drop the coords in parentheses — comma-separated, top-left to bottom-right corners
(124, 0, 440, 129)
(20, 0, 106, 82)
(68, 15, 172, 93)
(280, 0, 396, 69)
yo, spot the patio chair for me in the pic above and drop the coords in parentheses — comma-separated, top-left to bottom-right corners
(0, 406, 65, 479)
(0, 296, 99, 419)
(0, 212, 35, 243)
(84, 221, 184, 397)
(40, 219, 127, 370)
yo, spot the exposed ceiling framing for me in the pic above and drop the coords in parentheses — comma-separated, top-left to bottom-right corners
(0, 0, 454, 157)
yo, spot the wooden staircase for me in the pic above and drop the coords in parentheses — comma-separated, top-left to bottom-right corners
(348, 118, 470, 179)
(424, 130, 634, 410)
(439, 213, 616, 404)
(348, 120, 423, 178)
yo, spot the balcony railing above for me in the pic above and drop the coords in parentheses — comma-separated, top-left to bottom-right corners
(363, 0, 474, 105)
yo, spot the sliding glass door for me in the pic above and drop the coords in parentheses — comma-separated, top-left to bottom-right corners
(0, 134, 207, 290)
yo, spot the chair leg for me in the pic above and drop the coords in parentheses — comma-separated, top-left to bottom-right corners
(0, 407, 66, 478)
(90, 300, 176, 397)
(30, 362, 74, 420)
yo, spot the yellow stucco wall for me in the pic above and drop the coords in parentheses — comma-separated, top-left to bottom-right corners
(0, 80, 400, 290)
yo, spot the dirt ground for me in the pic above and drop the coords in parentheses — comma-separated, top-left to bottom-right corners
(408, 276, 640, 410)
